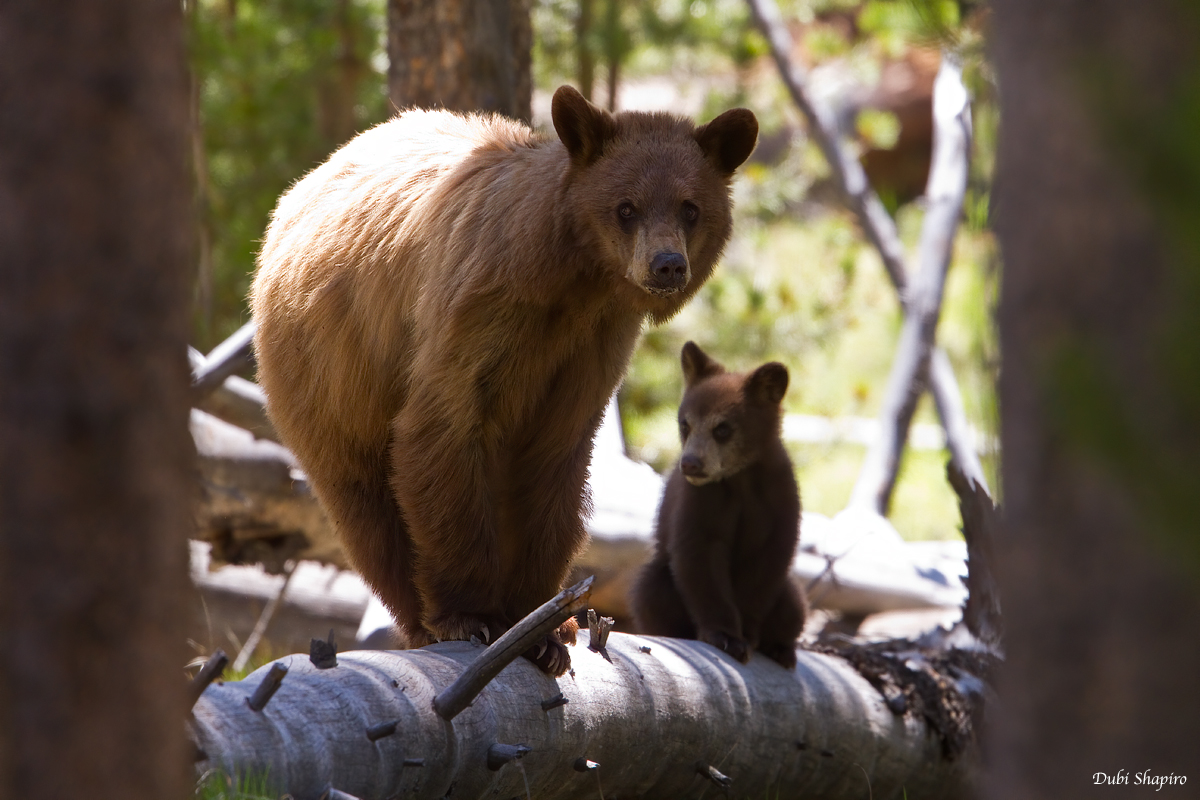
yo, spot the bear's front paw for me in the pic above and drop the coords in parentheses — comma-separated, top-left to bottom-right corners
(757, 640, 798, 670)
(426, 612, 509, 645)
(524, 632, 573, 676)
(700, 630, 749, 663)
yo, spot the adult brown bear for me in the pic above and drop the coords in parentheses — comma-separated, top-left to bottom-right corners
(251, 86, 757, 675)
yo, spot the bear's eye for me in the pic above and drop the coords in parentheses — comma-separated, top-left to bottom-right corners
(617, 202, 637, 221)
(682, 202, 700, 224)
(679, 420, 691, 440)
(712, 422, 733, 443)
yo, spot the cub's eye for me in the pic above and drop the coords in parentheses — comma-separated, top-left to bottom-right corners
(712, 422, 733, 443)
(682, 202, 700, 224)
(679, 420, 691, 439)
(617, 202, 637, 221)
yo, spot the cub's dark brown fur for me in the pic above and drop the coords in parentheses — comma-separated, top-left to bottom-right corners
(631, 342, 807, 668)
(251, 87, 757, 675)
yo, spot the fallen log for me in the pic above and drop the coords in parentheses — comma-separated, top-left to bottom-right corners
(191, 409, 343, 570)
(191, 320, 257, 402)
(192, 629, 979, 800)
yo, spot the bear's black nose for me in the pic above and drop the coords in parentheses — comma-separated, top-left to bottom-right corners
(680, 454, 706, 477)
(650, 252, 688, 290)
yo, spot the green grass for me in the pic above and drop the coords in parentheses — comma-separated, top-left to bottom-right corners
(194, 769, 276, 800)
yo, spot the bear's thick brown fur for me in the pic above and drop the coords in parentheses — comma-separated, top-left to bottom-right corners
(630, 342, 807, 669)
(251, 87, 757, 675)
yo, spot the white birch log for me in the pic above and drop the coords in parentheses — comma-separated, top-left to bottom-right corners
(192, 320, 257, 400)
(192, 630, 976, 800)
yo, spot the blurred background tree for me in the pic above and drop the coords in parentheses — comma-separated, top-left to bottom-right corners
(387, 0, 532, 121)
(189, 0, 389, 350)
(188, 0, 999, 541)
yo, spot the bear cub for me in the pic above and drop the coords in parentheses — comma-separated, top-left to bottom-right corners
(631, 341, 807, 668)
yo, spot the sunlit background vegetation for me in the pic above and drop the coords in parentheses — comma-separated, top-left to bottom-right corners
(188, 0, 998, 542)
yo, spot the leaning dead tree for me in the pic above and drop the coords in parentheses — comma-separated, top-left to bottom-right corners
(748, 0, 989, 514)
(192, 580, 986, 800)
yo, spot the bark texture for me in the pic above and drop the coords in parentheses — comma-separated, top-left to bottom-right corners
(387, 0, 532, 122)
(990, 1, 1200, 795)
(193, 632, 977, 800)
(0, 2, 194, 798)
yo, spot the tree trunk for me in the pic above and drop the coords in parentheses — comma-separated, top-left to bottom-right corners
(989, 0, 1200, 795)
(387, 0, 532, 123)
(0, 2, 194, 798)
(193, 632, 978, 800)
(318, 0, 369, 147)
(575, 0, 595, 103)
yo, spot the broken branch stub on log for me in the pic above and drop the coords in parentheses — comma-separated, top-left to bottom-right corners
(192, 630, 979, 800)
(432, 575, 594, 720)
(947, 462, 1003, 647)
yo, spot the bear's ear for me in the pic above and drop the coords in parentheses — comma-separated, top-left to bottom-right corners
(552, 85, 616, 166)
(681, 341, 725, 387)
(694, 108, 759, 175)
(745, 362, 789, 405)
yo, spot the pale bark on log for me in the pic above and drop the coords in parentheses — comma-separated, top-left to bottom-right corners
(191, 409, 342, 570)
(746, 0, 989, 504)
(191, 320, 257, 401)
(193, 631, 976, 800)
(189, 339, 279, 442)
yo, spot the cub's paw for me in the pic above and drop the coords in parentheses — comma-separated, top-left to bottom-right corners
(426, 612, 509, 645)
(757, 640, 798, 670)
(524, 632, 572, 676)
(700, 630, 750, 663)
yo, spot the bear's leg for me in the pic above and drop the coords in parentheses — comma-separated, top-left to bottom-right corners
(390, 413, 508, 645)
(755, 578, 808, 669)
(500, 437, 594, 675)
(306, 456, 431, 647)
(629, 559, 698, 639)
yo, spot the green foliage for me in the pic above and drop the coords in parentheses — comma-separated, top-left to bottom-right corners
(857, 107, 901, 149)
(189, 0, 388, 350)
(533, 0, 765, 98)
(194, 768, 276, 800)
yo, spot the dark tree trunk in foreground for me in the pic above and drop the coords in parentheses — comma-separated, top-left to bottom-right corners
(990, 1, 1200, 796)
(387, 0, 532, 122)
(0, 3, 194, 798)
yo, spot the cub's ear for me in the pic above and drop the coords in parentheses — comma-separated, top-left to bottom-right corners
(694, 108, 758, 175)
(745, 362, 789, 405)
(681, 341, 725, 387)
(552, 85, 616, 165)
